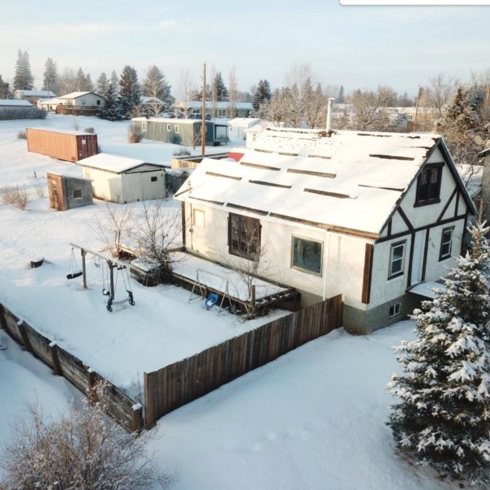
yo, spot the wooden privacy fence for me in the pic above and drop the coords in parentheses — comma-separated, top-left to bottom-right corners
(0, 303, 142, 432)
(144, 294, 343, 428)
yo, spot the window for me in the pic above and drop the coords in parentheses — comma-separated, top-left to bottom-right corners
(175, 125, 180, 134)
(415, 164, 443, 206)
(389, 241, 406, 279)
(81, 99, 86, 105)
(439, 227, 454, 260)
(167, 124, 171, 132)
(96, 100, 101, 106)
(142, 122, 147, 132)
(193, 209, 205, 228)
(389, 302, 401, 318)
(292, 236, 323, 275)
(151, 176, 157, 182)
(229, 213, 260, 260)
(73, 189, 82, 199)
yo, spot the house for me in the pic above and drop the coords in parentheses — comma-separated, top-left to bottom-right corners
(47, 172, 93, 211)
(132, 117, 228, 147)
(172, 101, 253, 119)
(14, 89, 56, 103)
(26, 128, 98, 162)
(78, 153, 167, 204)
(0, 99, 34, 116)
(228, 118, 261, 140)
(37, 97, 63, 112)
(174, 128, 475, 334)
(40, 91, 106, 115)
(140, 96, 165, 114)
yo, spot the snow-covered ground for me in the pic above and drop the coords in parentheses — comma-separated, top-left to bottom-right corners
(0, 115, 282, 395)
(148, 321, 463, 490)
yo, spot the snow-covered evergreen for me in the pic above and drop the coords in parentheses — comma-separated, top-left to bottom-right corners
(388, 222, 490, 484)
(96, 72, 109, 97)
(119, 65, 141, 118)
(252, 79, 272, 112)
(42, 58, 58, 94)
(13, 50, 34, 91)
(99, 76, 123, 121)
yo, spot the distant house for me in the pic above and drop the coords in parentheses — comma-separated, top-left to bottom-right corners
(172, 101, 252, 119)
(0, 99, 33, 115)
(78, 153, 167, 204)
(132, 117, 228, 147)
(14, 89, 56, 103)
(228, 118, 261, 140)
(139, 96, 165, 115)
(175, 128, 475, 334)
(38, 91, 106, 115)
(47, 172, 93, 211)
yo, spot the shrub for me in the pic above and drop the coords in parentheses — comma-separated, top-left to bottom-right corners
(127, 124, 143, 144)
(0, 108, 46, 121)
(0, 384, 174, 490)
(173, 148, 191, 157)
(84, 127, 95, 133)
(0, 185, 30, 210)
(169, 133, 181, 145)
(17, 130, 26, 139)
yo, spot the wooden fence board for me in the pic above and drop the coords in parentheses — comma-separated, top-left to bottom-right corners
(144, 295, 343, 428)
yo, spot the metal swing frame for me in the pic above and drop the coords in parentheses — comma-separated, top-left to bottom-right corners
(188, 268, 234, 315)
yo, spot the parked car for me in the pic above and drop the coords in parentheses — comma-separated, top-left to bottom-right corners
(187, 113, 212, 121)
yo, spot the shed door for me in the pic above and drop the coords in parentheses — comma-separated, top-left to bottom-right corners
(215, 125, 227, 140)
(79, 138, 88, 159)
(411, 230, 426, 286)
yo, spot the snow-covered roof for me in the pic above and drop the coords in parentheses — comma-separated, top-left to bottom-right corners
(228, 118, 260, 128)
(15, 90, 56, 97)
(408, 281, 446, 299)
(141, 96, 164, 105)
(132, 117, 200, 126)
(173, 101, 253, 110)
(27, 127, 95, 136)
(59, 91, 104, 100)
(78, 153, 166, 174)
(38, 97, 62, 105)
(0, 99, 32, 107)
(175, 129, 452, 237)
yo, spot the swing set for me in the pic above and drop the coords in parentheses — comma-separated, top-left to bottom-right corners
(67, 243, 135, 313)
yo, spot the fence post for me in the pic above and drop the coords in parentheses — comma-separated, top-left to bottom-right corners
(144, 372, 155, 429)
(132, 403, 143, 432)
(49, 341, 62, 375)
(17, 320, 33, 352)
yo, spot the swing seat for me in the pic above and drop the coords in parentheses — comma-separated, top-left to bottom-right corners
(67, 271, 83, 280)
(205, 293, 219, 310)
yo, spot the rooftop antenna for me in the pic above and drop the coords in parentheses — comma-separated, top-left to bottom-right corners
(326, 97, 335, 135)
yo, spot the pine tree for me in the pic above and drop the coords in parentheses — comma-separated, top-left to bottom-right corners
(336, 85, 345, 104)
(13, 50, 34, 91)
(110, 71, 119, 97)
(119, 66, 141, 118)
(143, 65, 171, 102)
(96, 72, 109, 97)
(98, 80, 123, 121)
(75, 68, 87, 91)
(84, 73, 94, 92)
(42, 58, 58, 94)
(0, 75, 11, 98)
(388, 222, 490, 484)
(252, 80, 272, 112)
(212, 72, 228, 102)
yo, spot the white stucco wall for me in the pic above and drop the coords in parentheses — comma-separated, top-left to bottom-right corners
(82, 167, 122, 203)
(185, 203, 368, 309)
(69, 94, 105, 107)
(121, 169, 166, 203)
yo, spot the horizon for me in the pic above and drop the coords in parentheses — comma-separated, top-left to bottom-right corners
(1, 0, 490, 96)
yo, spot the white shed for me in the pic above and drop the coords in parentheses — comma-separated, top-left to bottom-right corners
(228, 118, 260, 141)
(78, 154, 167, 204)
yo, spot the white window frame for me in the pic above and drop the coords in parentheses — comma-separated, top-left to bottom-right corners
(389, 241, 406, 279)
(439, 227, 454, 261)
(389, 302, 401, 318)
(291, 235, 323, 277)
(142, 121, 147, 132)
(175, 125, 180, 134)
(167, 124, 171, 132)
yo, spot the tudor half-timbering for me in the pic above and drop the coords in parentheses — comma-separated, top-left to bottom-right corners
(175, 128, 475, 333)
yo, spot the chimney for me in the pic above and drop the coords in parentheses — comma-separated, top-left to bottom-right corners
(326, 97, 335, 134)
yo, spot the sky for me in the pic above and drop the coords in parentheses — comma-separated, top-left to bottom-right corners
(1, 0, 490, 96)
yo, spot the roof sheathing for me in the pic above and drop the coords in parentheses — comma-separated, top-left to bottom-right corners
(176, 130, 442, 237)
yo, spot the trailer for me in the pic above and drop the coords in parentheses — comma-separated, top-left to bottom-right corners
(26, 127, 98, 162)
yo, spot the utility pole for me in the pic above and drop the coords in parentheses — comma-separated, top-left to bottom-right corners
(414, 85, 421, 132)
(201, 62, 206, 157)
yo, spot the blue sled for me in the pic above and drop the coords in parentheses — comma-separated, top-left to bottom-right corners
(205, 293, 219, 310)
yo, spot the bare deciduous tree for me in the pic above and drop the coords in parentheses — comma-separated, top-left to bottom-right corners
(228, 66, 237, 119)
(131, 201, 183, 282)
(0, 384, 174, 490)
(94, 202, 134, 258)
(178, 69, 196, 117)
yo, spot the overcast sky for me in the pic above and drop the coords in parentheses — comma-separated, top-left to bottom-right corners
(1, 0, 489, 96)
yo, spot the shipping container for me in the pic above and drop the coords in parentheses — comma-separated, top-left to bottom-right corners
(26, 128, 98, 162)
